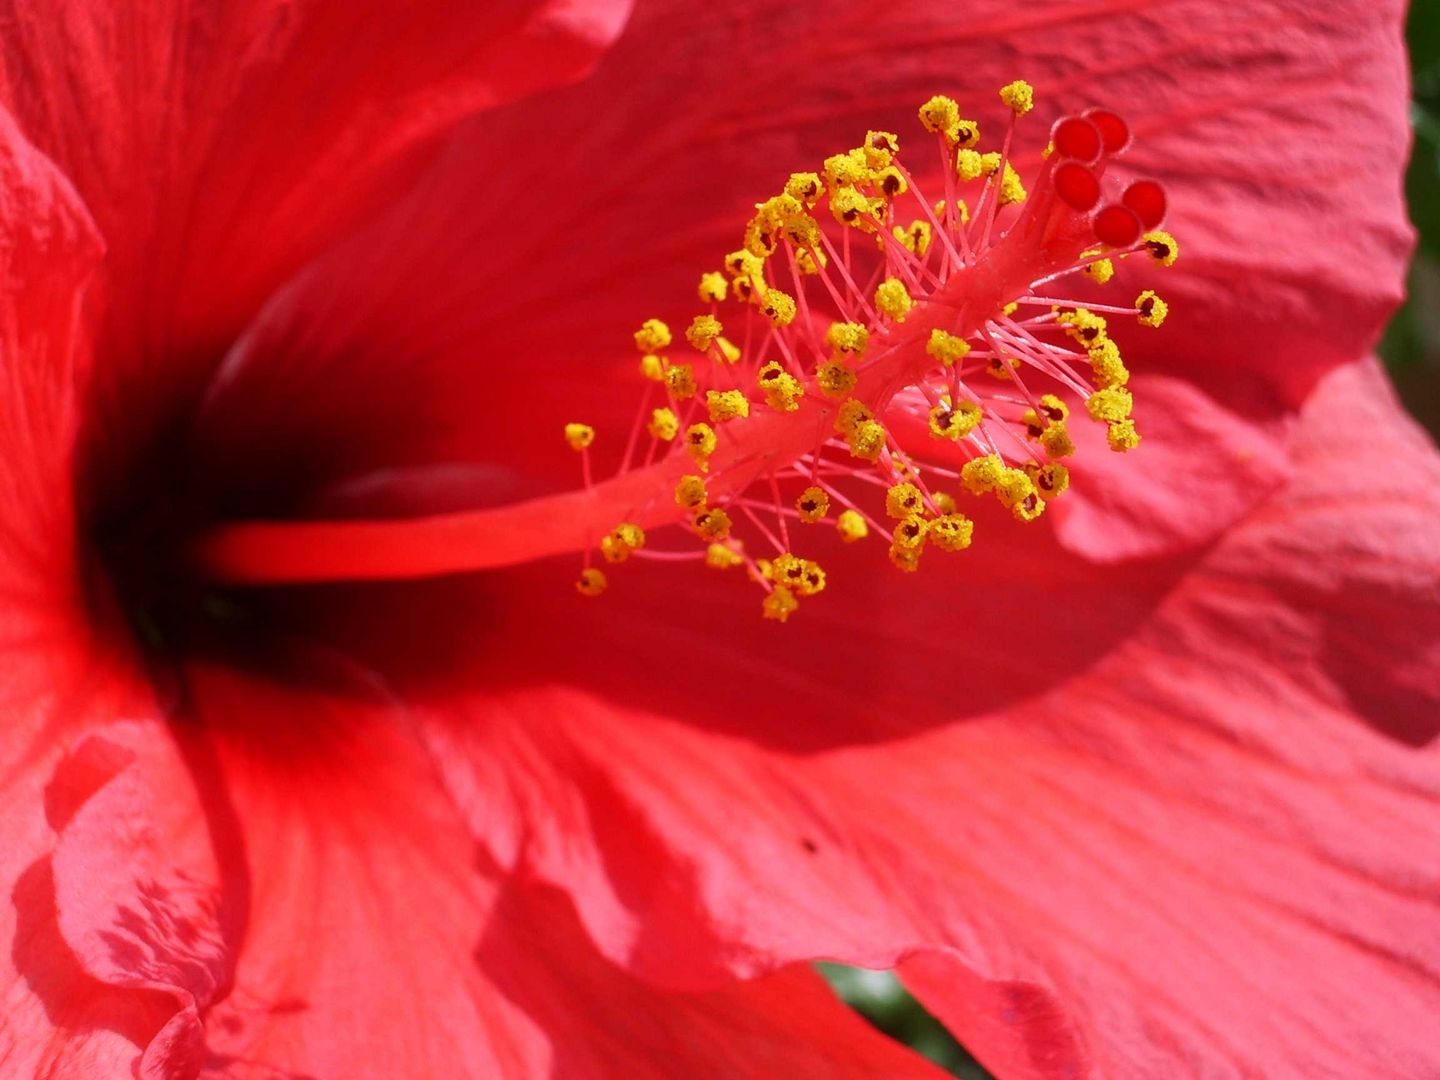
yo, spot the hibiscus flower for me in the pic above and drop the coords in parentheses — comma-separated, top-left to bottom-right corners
(4, 1, 1438, 1078)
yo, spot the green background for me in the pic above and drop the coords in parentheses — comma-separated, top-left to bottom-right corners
(827, 6, 1440, 1073)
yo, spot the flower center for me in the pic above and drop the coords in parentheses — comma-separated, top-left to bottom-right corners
(191, 84, 1177, 621)
(84, 435, 258, 662)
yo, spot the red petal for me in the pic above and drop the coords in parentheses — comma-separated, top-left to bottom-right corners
(481, 882, 945, 1077)
(1, 639, 220, 1078)
(0, 107, 102, 596)
(50, 723, 232, 1078)
(390, 358, 1440, 1076)
(178, 0, 1410, 551)
(994, 375, 1291, 561)
(179, 660, 940, 1076)
(0, 0, 633, 491)
(178, 659, 522, 1077)
(0, 108, 177, 1078)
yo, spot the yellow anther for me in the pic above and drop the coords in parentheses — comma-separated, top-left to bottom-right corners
(994, 468, 1036, 510)
(956, 148, 985, 182)
(725, 248, 765, 280)
(648, 407, 679, 441)
(748, 195, 809, 256)
(954, 120, 980, 150)
(692, 507, 733, 541)
(1012, 493, 1046, 522)
(785, 171, 825, 206)
(927, 513, 974, 552)
(687, 314, 723, 351)
(932, 491, 958, 514)
(926, 329, 972, 367)
(918, 95, 961, 141)
(986, 356, 1020, 380)
(874, 166, 907, 199)
(665, 362, 698, 399)
(1037, 394, 1069, 422)
(686, 423, 717, 469)
(1088, 338, 1130, 389)
(1086, 386, 1134, 423)
(826, 321, 870, 359)
(634, 318, 672, 353)
(885, 482, 926, 519)
(978, 152, 1002, 176)
(706, 388, 751, 423)
(1142, 231, 1179, 267)
(823, 149, 871, 187)
(1136, 290, 1168, 327)
(771, 553, 826, 597)
(928, 401, 960, 440)
(835, 398, 875, 439)
(1062, 308, 1108, 346)
(1107, 419, 1142, 452)
(863, 129, 899, 168)
(892, 515, 928, 551)
(600, 522, 646, 563)
(698, 271, 728, 303)
(1083, 257, 1115, 284)
(1026, 461, 1071, 498)
(780, 211, 822, 249)
(757, 361, 805, 412)
(706, 542, 744, 570)
(829, 185, 880, 230)
(798, 560, 826, 596)
(961, 453, 1005, 494)
(998, 162, 1027, 206)
(754, 192, 805, 230)
(759, 289, 797, 327)
(850, 420, 888, 461)
(769, 552, 799, 588)
(796, 248, 826, 275)
(817, 360, 857, 398)
(563, 423, 595, 451)
(836, 509, 869, 543)
(1002, 301, 1019, 317)
(675, 474, 708, 511)
(797, 486, 830, 523)
(999, 79, 1034, 116)
(893, 220, 932, 257)
(888, 542, 922, 573)
(1039, 420, 1076, 458)
(744, 217, 778, 258)
(639, 353, 666, 381)
(762, 584, 799, 622)
(875, 278, 913, 321)
(575, 567, 607, 597)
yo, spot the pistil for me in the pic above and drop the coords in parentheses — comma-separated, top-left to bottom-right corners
(192, 84, 1177, 620)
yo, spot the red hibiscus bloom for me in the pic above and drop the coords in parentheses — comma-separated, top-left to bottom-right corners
(4, 2, 1438, 1079)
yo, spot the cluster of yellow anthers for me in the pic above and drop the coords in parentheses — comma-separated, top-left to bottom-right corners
(565, 82, 1177, 621)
